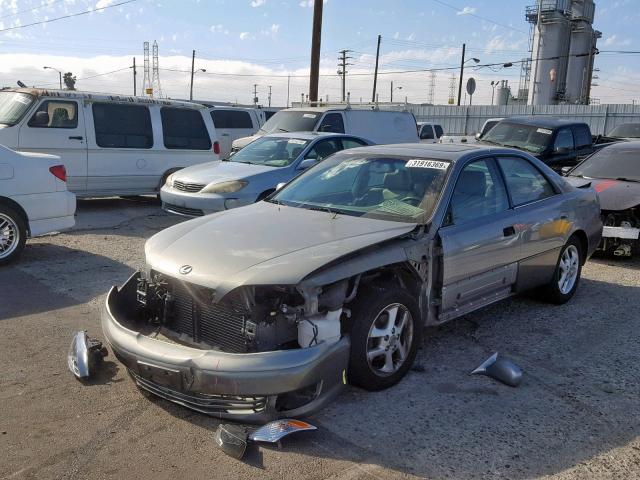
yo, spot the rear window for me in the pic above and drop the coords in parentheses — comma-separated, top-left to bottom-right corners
(93, 103, 153, 149)
(161, 107, 211, 150)
(210, 110, 253, 129)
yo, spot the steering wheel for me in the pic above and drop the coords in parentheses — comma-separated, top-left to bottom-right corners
(400, 196, 422, 207)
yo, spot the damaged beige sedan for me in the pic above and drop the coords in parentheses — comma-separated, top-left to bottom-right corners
(102, 144, 602, 421)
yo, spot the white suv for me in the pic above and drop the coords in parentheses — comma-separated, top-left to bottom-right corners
(0, 145, 76, 264)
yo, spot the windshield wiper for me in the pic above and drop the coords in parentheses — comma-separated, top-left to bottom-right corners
(277, 127, 289, 132)
(615, 177, 640, 183)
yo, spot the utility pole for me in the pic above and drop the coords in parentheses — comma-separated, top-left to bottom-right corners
(457, 43, 466, 106)
(253, 84, 258, 106)
(390, 80, 393, 103)
(372, 34, 381, 102)
(132, 57, 137, 96)
(337, 49, 352, 102)
(189, 49, 195, 101)
(268, 85, 272, 107)
(287, 75, 290, 107)
(308, 0, 323, 103)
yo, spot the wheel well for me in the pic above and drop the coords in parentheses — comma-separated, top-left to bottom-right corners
(0, 196, 30, 235)
(357, 263, 422, 299)
(158, 168, 183, 190)
(570, 230, 588, 264)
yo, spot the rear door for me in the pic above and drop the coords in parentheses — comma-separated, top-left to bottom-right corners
(18, 98, 87, 192)
(210, 109, 256, 159)
(438, 157, 520, 321)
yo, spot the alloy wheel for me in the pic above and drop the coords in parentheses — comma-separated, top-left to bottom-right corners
(0, 213, 19, 260)
(366, 303, 414, 376)
(558, 244, 580, 294)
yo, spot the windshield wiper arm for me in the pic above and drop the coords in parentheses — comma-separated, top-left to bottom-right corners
(615, 177, 640, 183)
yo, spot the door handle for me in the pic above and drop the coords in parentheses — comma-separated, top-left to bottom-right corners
(68, 136, 83, 140)
(503, 226, 516, 237)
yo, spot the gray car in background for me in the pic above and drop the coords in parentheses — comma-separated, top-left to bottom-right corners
(103, 143, 602, 421)
(160, 132, 370, 216)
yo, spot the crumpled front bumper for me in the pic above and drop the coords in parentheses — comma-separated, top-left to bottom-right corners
(101, 273, 350, 422)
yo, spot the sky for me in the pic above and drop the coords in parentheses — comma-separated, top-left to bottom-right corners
(0, 0, 638, 106)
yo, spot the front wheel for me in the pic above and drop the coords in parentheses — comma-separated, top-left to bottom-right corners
(348, 286, 421, 390)
(542, 237, 583, 304)
(0, 205, 27, 266)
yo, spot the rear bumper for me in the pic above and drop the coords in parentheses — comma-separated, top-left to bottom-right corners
(102, 272, 349, 422)
(14, 190, 76, 236)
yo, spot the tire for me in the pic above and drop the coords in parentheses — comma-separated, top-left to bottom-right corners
(348, 285, 422, 390)
(0, 205, 27, 266)
(541, 236, 583, 304)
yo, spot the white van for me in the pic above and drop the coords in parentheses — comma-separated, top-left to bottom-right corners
(231, 106, 419, 153)
(417, 122, 444, 143)
(0, 89, 219, 197)
(207, 106, 262, 159)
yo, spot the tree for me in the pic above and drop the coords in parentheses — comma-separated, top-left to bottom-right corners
(63, 72, 76, 90)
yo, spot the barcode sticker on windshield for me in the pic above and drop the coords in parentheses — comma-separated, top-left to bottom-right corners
(537, 128, 552, 135)
(406, 159, 449, 170)
(303, 114, 317, 118)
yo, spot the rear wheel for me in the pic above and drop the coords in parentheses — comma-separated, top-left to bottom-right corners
(349, 286, 421, 390)
(541, 236, 583, 304)
(0, 205, 27, 266)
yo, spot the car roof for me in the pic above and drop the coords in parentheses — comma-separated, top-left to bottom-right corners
(502, 116, 587, 128)
(338, 143, 524, 162)
(598, 139, 640, 150)
(262, 132, 366, 140)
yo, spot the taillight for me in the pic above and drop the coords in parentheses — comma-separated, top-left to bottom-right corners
(213, 141, 221, 155)
(49, 165, 67, 182)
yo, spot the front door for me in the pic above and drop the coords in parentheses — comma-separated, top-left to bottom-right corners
(438, 157, 520, 321)
(18, 98, 87, 192)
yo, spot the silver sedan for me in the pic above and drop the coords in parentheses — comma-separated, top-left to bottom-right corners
(103, 143, 602, 421)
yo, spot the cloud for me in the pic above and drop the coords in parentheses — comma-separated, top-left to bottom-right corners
(260, 23, 280, 37)
(456, 6, 476, 15)
(250, 0, 266, 6)
(604, 34, 631, 47)
(299, 0, 327, 7)
(239, 31, 251, 40)
(210, 24, 229, 34)
(95, 0, 116, 8)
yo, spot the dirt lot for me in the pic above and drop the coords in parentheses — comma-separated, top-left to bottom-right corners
(1, 198, 639, 480)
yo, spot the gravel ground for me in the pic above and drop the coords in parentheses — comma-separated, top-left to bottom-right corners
(1, 198, 639, 480)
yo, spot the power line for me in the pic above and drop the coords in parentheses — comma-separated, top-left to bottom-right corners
(430, 0, 527, 34)
(0, 0, 137, 33)
(0, 0, 67, 20)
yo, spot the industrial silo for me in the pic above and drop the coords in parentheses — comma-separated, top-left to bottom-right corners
(527, 0, 573, 105)
(565, 0, 601, 104)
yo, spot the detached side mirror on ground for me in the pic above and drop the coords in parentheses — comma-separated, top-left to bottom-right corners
(298, 158, 319, 171)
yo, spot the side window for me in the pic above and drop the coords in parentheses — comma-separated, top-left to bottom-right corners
(92, 103, 153, 149)
(449, 159, 509, 224)
(161, 107, 212, 150)
(318, 113, 345, 133)
(498, 157, 556, 206)
(28, 100, 78, 129)
(554, 128, 574, 151)
(304, 139, 342, 161)
(420, 125, 434, 140)
(341, 138, 367, 150)
(434, 125, 444, 138)
(210, 110, 253, 129)
(573, 125, 591, 149)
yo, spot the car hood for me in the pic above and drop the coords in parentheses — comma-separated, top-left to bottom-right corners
(566, 176, 640, 211)
(145, 201, 417, 298)
(232, 134, 262, 149)
(173, 160, 279, 185)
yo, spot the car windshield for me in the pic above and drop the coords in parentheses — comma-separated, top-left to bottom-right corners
(482, 122, 552, 153)
(608, 123, 640, 138)
(258, 110, 320, 134)
(271, 153, 451, 223)
(229, 136, 309, 167)
(0, 92, 35, 126)
(570, 145, 640, 182)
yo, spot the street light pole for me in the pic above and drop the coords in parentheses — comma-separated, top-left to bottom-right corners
(457, 43, 465, 106)
(44, 66, 62, 89)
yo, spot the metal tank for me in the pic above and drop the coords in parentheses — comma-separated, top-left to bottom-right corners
(565, 0, 600, 104)
(527, 0, 573, 105)
(496, 80, 511, 106)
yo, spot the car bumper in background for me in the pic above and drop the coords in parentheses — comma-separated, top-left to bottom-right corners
(101, 272, 349, 422)
(14, 190, 76, 236)
(602, 226, 640, 240)
(160, 185, 255, 216)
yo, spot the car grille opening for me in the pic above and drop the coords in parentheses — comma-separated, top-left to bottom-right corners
(167, 279, 251, 353)
(130, 370, 268, 415)
(173, 180, 206, 193)
(162, 203, 205, 217)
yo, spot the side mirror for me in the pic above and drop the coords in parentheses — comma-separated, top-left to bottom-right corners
(30, 111, 49, 127)
(298, 158, 319, 170)
(561, 166, 573, 176)
(276, 182, 286, 191)
(475, 132, 482, 140)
